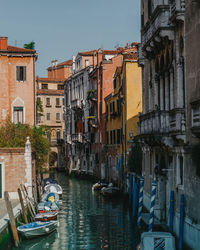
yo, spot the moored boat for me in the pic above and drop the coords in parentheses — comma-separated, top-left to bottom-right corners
(17, 221, 58, 239)
(37, 201, 59, 213)
(137, 232, 176, 250)
(101, 184, 120, 197)
(35, 211, 58, 222)
(92, 182, 107, 191)
(44, 184, 63, 199)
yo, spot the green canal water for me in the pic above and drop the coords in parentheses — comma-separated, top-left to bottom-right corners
(13, 173, 139, 250)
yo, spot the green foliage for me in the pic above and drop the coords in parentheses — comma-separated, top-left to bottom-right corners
(36, 98, 44, 114)
(24, 41, 35, 50)
(0, 120, 50, 171)
(191, 143, 200, 177)
(128, 139, 142, 175)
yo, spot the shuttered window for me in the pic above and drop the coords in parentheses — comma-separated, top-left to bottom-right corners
(16, 66, 26, 81)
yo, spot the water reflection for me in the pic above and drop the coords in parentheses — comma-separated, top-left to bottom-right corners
(14, 174, 139, 250)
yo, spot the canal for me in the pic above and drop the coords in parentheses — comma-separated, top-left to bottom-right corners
(13, 173, 139, 250)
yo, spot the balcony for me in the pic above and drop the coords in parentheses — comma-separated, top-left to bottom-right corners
(141, 5, 174, 53)
(170, 0, 185, 21)
(71, 133, 83, 143)
(71, 99, 83, 110)
(138, 108, 185, 142)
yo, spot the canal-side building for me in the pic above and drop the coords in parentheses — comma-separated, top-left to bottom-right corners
(184, 1, 200, 249)
(138, 0, 200, 248)
(65, 49, 121, 175)
(0, 37, 37, 126)
(105, 45, 142, 185)
(36, 59, 72, 169)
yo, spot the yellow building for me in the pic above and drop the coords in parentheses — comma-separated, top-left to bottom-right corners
(105, 44, 142, 183)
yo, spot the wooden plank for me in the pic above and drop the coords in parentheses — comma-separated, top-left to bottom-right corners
(4, 191, 19, 247)
(20, 184, 35, 221)
(17, 188, 28, 224)
(23, 184, 36, 215)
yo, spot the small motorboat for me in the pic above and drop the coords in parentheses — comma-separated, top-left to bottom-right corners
(35, 211, 58, 222)
(101, 183, 120, 197)
(92, 182, 107, 191)
(17, 220, 58, 239)
(42, 178, 58, 187)
(137, 232, 176, 250)
(37, 201, 59, 213)
(44, 184, 63, 199)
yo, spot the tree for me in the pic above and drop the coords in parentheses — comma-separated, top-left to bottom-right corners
(24, 41, 35, 50)
(0, 120, 50, 172)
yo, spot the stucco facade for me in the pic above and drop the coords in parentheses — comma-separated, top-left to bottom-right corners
(0, 37, 37, 126)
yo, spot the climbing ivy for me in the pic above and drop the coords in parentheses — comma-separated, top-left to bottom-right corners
(0, 119, 50, 172)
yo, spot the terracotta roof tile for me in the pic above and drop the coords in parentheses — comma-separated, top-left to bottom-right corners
(5, 45, 36, 53)
(57, 59, 72, 67)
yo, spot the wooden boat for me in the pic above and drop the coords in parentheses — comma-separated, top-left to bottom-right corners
(137, 232, 176, 250)
(35, 211, 58, 222)
(17, 221, 58, 239)
(92, 182, 107, 191)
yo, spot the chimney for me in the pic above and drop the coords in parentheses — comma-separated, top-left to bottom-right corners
(0, 37, 8, 50)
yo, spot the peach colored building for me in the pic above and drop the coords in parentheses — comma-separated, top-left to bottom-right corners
(36, 59, 72, 169)
(0, 37, 37, 126)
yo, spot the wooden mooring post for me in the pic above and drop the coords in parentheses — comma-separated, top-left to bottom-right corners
(22, 184, 36, 215)
(17, 188, 28, 224)
(4, 191, 19, 248)
(20, 184, 35, 221)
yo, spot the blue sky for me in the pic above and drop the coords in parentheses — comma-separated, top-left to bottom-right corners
(1, 0, 140, 76)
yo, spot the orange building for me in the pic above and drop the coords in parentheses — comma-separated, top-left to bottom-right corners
(0, 37, 37, 126)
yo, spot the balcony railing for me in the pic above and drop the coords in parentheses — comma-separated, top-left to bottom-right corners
(170, 0, 185, 21)
(141, 5, 172, 50)
(71, 99, 83, 110)
(138, 108, 185, 136)
(71, 133, 83, 143)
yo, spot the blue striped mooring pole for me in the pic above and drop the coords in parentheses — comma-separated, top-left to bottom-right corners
(178, 194, 184, 250)
(137, 176, 144, 228)
(132, 176, 138, 217)
(148, 179, 157, 232)
(169, 190, 174, 233)
(129, 174, 133, 205)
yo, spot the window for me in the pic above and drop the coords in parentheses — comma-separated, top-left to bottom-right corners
(42, 84, 48, 89)
(13, 107, 23, 124)
(56, 98, 60, 107)
(46, 112, 50, 121)
(56, 113, 60, 121)
(113, 102, 115, 113)
(177, 155, 184, 186)
(99, 101, 102, 118)
(110, 131, 113, 144)
(110, 103, 113, 113)
(57, 84, 64, 90)
(113, 79, 116, 89)
(85, 60, 89, 67)
(62, 98, 64, 105)
(16, 66, 26, 82)
(117, 129, 121, 144)
(56, 130, 61, 140)
(106, 104, 108, 116)
(106, 131, 109, 144)
(117, 99, 120, 115)
(46, 98, 51, 106)
(113, 130, 116, 144)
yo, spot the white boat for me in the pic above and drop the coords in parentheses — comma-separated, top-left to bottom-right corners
(17, 221, 58, 239)
(35, 211, 58, 222)
(37, 201, 59, 213)
(137, 232, 176, 250)
(44, 184, 63, 198)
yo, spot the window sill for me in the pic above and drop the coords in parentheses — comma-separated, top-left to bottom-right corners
(46, 105, 52, 108)
(56, 120, 61, 123)
(16, 80, 26, 83)
(56, 105, 61, 108)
